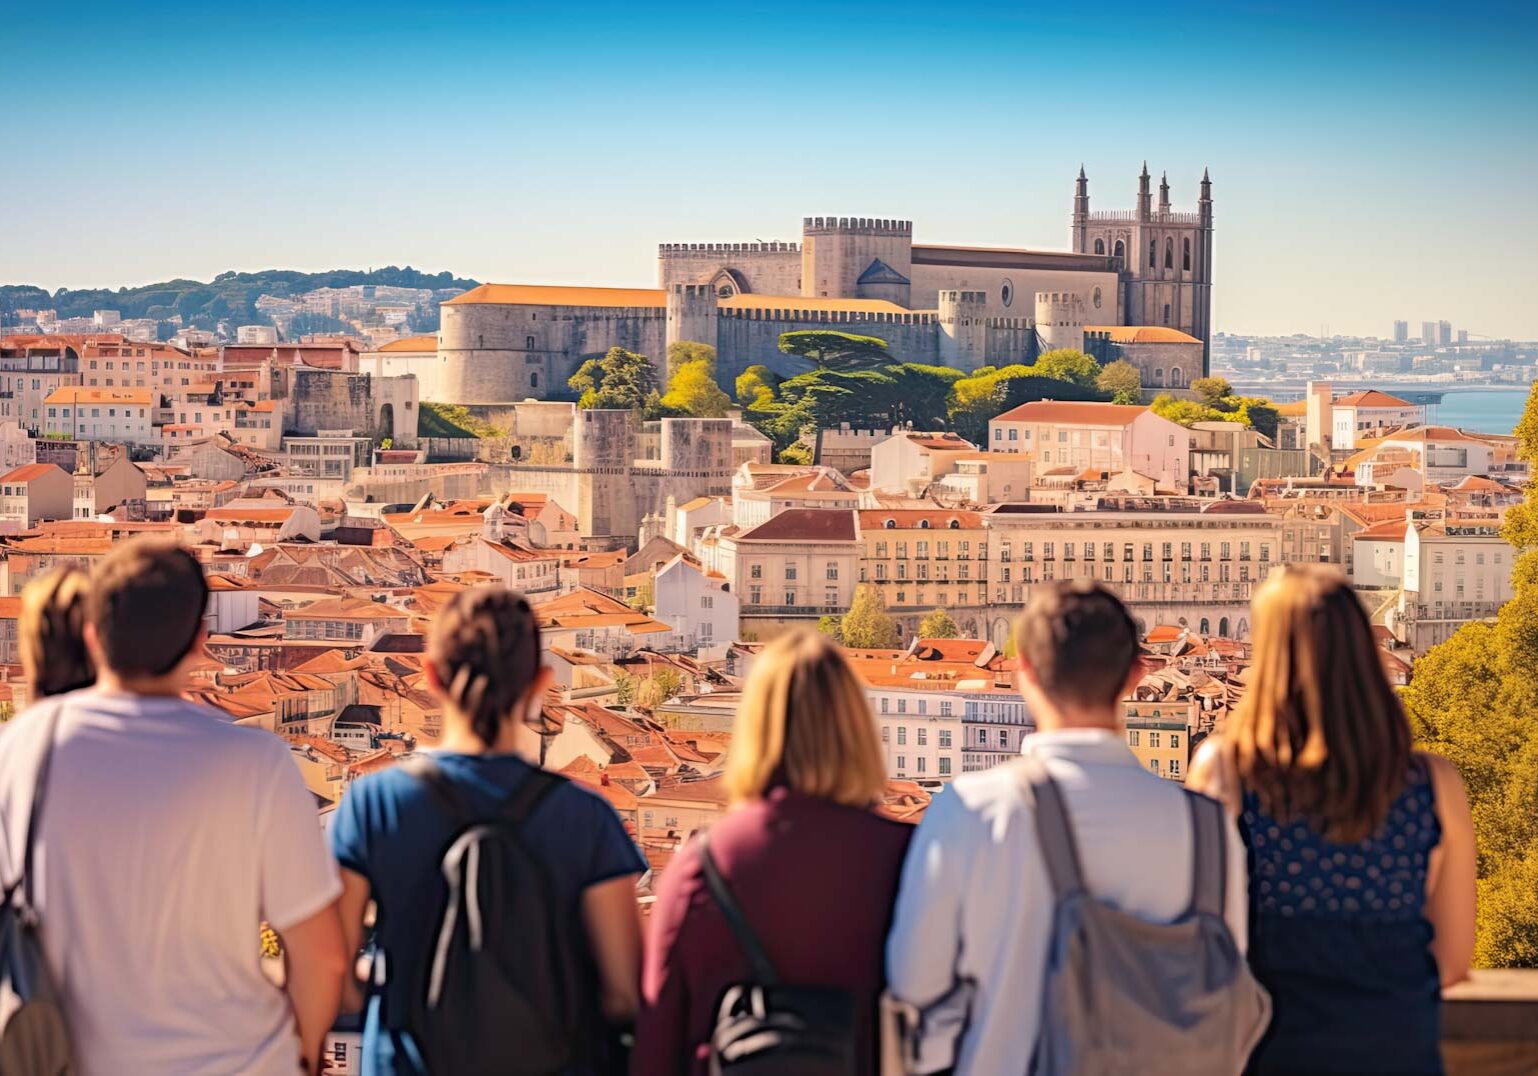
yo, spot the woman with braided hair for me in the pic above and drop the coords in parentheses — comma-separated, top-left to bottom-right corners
(330, 586, 645, 1074)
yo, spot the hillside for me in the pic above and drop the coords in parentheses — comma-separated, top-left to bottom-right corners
(0, 266, 479, 333)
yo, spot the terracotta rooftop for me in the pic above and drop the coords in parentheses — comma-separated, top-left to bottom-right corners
(1335, 389, 1417, 409)
(1085, 325, 1201, 345)
(1, 463, 62, 484)
(444, 283, 666, 308)
(992, 401, 1147, 426)
(717, 294, 918, 315)
(736, 508, 858, 544)
(856, 509, 984, 529)
(376, 334, 438, 352)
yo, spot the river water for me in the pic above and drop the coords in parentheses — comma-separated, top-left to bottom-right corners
(1426, 389, 1529, 435)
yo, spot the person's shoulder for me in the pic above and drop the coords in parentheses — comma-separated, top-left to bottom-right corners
(0, 698, 64, 780)
(920, 764, 1030, 832)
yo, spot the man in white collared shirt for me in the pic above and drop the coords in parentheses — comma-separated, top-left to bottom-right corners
(885, 582, 1247, 1075)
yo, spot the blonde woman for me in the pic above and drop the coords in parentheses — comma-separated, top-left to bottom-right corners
(19, 566, 95, 698)
(634, 629, 909, 1075)
(1190, 565, 1476, 1075)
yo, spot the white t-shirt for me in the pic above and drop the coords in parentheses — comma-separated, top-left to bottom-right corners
(0, 689, 342, 1076)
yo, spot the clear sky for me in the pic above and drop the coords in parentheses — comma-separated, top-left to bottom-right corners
(3, 1, 1535, 339)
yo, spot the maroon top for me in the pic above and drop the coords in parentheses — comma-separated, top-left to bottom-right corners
(634, 787, 914, 1076)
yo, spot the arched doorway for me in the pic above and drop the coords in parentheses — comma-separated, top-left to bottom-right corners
(377, 402, 395, 441)
(1218, 616, 1230, 638)
(1199, 617, 1210, 635)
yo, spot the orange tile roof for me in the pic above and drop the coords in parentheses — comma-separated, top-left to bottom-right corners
(376, 334, 438, 352)
(444, 284, 666, 308)
(0, 596, 22, 620)
(856, 509, 985, 529)
(205, 507, 296, 523)
(1085, 325, 1201, 344)
(718, 294, 917, 315)
(43, 387, 153, 406)
(0, 463, 62, 484)
(1334, 389, 1416, 408)
(993, 400, 1147, 426)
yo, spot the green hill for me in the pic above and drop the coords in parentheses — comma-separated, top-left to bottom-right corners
(0, 266, 479, 335)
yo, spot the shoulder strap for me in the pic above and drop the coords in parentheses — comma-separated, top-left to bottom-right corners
(697, 832, 779, 987)
(4, 699, 65, 911)
(1182, 789, 1227, 918)
(403, 754, 476, 825)
(498, 767, 564, 826)
(1016, 753, 1086, 901)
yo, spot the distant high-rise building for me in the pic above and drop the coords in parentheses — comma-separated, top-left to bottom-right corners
(1393, 320, 1408, 343)
(1437, 320, 1453, 346)
(1457, 329, 1468, 344)
(1421, 320, 1438, 347)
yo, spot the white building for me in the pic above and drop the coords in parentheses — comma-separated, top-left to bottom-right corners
(42, 388, 154, 444)
(653, 553, 739, 650)
(0, 463, 72, 530)
(868, 431, 978, 495)
(1396, 515, 1513, 653)
(988, 401, 1191, 494)
(1356, 427, 1496, 488)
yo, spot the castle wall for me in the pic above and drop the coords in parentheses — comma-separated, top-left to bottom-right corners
(712, 308, 940, 386)
(285, 368, 376, 437)
(801, 218, 912, 304)
(440, 302, 667, 404)
(908, 263, 1120, 321)
(657, 243, 802, 295)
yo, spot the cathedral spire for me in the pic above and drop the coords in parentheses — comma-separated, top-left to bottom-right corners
(1137, 162, 1152, 220)
(1159, 170, 1171, 212)
(1072, 166, 1090, 250)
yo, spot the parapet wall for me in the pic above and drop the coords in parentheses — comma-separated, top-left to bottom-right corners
(658, 241, 801, 255)
(803, 217, 913, 235)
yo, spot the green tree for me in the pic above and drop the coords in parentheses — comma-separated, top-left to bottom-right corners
(1403, 377, 1538, 966)
(1191, 376, 1234, 405)
(778, 330, 892, 372)
(840, 585, 900, 649)
(568, 347, 659, 410)
(665, 340, 716, 378)
(660, 356, 732, 417)
(817, 614, 844, 642)
(778, 440, 814, 465)
(1031, 348, 1102, 390)
(736, 364, 777, 409)
(1096, 359, 1143, 405)
(627, 580, 654, 612)
(918, 608, 960, 639)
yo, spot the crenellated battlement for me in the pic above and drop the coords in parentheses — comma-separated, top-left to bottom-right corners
(802, 217, 913, 235)
(718, 306, 936, 326)
(657, 241, 801, 255)
(939, 290, 988, 306)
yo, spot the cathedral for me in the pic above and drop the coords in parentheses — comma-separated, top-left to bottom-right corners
(433, 167, 1214, 405)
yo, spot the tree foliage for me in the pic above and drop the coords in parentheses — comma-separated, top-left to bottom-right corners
(1031, 348, 1102, 390)
(1191, 376, 1234, 405)
(1150, 390, 1281, 441)
(660, 349, 732, 417)
(569, 347, 660, 411)
(816, 614, 844, 642)
(778, 330, 893, 372)
(1402, 377, 1538, 966)
(666, 340, 717, 379)
(946, 364, 1106, 444)
(840, 585, 900, 649)
(1096, 359, 1143, 405)
(918, 608, 960, 639)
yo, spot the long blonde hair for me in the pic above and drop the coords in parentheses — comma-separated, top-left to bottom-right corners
(724, 629, 887, 809)
(20, 566, 95, 698)
(1230, 564, 1411, 842)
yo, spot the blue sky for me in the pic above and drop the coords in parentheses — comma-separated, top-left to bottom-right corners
(3, 1, 1535, 338)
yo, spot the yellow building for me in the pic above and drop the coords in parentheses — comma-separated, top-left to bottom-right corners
(1123, 699, 1194, 781)
(857, 509, 989, 637)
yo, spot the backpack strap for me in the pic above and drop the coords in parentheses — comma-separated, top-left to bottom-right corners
(1017, 753, 1086, 901)
(697, 832, 780, 987)
(402, 754, 477, 825)
(1182, 790, 1227, 918)
(3, 699, 65, 913)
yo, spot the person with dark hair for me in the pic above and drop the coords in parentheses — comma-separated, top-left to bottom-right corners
(1189, 565, 1476, 1074)
(18, 566, 94, 698)
(0, 538, 348, 1075)
(329, 585, 644, 1074)
(885, 582, 1250, 1074)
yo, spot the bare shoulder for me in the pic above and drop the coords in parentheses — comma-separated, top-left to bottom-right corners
(1187, 735, 1228, 788)
(1416, 751, 1470, 808)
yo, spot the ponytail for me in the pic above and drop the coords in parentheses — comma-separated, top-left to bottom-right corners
(428, 587, 542, 747)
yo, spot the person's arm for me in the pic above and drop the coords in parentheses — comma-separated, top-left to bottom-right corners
(1187, 737, 1249, 953)
(1423, 753, 1476, 988)
(335, 868, 372, 1015)
(281, 902, 349, 1075)
(582, 873, 644, 1024)
(886, 788, 971, 1007)
(634, 846, 699, 1076)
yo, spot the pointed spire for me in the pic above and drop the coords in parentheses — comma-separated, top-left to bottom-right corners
(1202, 166, 1210, 182)
(1078, 163, 1086, 180)
(1140, 160, 1149, 178)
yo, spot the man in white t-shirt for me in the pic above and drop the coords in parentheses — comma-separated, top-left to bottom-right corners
(885, 582, 1248, 1075)
(0, 540, 346, 1075)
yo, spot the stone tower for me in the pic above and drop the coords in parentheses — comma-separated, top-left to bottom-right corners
(1035, 291, 1086, 353)
(1072, 164, 1215, 374)
(801, 217, 913, 306)
(573, 409, 634, 542)
(665, 283, 717, 365)
(938, 290, 989, 369)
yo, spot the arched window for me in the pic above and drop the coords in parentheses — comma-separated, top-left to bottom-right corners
(1169, 367, 1183, 388)
(884, 519, 896, 529)
(948, 519, 960, 528)
(530, 372, 539, 388)
(1094, 238, 1105, 254)
(525, 335, 535, 350)
(1163, 303, 1172, 325)
(919, 519, 931, 529)
(1218, 616, 1230, 638)
(1153, 368, 1165, 386)
(1199, 617, 1210, 634)
(1113, 239, 1125, 259)
(1149, 242, 1157, 268)
(1164, 237, 1174, 268)
(1182, 237, 1191, 271)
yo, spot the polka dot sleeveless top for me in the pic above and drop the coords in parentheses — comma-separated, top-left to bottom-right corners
(1242, 758, 1440, 923)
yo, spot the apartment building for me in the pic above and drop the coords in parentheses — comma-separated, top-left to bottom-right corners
(0, 463, 73, 529)
(1355, 426, 1496, 488)
(856, 509, 988, 637)
(988, 401, 1191, 494)
(867, 431, 978, 495)
(714, 508, 861, 633)
(42, 387, 154, 444)
(1397, 516, 1514, 652)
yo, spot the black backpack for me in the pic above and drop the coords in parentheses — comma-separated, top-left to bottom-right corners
(401, 757, 593, 1075)
(699, 833, 857, 1076)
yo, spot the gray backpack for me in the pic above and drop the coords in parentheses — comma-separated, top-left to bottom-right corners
(0, 701, 73, 1076)
(1019, 754, 1270, 1076)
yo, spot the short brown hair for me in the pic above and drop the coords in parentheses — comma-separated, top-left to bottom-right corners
(1012, 581, 1140, 708)
(20, 567, 95, 697)
(88, 539, 209, 677)
(427, 586, 542, 747)
(1229, 565, 1411, 843)
(724, 630, 887, 809)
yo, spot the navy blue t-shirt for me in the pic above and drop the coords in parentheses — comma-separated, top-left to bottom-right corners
(330, 752, 645, 1076)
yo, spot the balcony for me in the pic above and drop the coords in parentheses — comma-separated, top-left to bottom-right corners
(1444, 970, 1538, 1075)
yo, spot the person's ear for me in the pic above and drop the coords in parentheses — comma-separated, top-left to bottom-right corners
(1014, 656, 1041, 695)
(523, 665, 555, 721)
(1119, 654, 1149, 699)
(423, 660, 444, 698)
(82, 620, 107, 668)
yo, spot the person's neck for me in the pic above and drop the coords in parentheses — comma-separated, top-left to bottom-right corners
(436, 707, 530, 758)
(1032, 700, 1120, 734)
(94, 669, 186, 699)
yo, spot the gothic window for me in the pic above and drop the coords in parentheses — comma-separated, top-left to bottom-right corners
(525, 335, 535, 349)
(1094, 238, 1105, 255)
(1163, 303, 1172, 325)
(1149, 242, 1157, 268)
(1182, 237, 1192, 271)
(530, 372, 539, 388)
(1113, 239, 1125, 258)
(1164, 237, 1174, 268)
(1169, 367, 1183, 388)
(1153, 368, 1165, 386)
